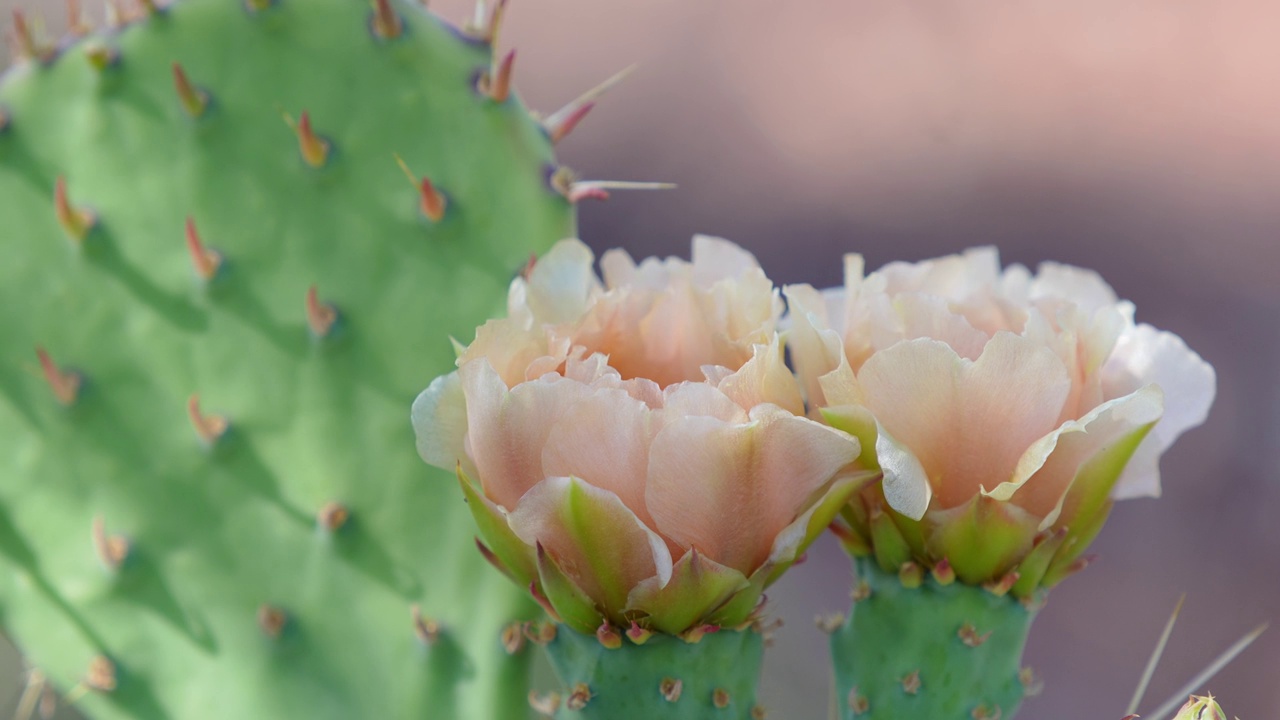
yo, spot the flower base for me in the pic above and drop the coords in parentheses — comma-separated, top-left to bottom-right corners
(540, 625, 765, 719)
(830, 557, 1040, 720)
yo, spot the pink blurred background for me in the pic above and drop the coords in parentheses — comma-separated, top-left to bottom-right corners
(4, 0, 1279, 717)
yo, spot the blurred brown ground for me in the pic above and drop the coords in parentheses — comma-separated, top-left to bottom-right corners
(2, 0, 1278, 717)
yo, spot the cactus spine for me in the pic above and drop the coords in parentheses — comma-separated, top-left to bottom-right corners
(0, 0, 582, 717)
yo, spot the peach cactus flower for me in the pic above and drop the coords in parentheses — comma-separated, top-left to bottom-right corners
(785, 248, 1215, 589)
(413, 237, 868, 636)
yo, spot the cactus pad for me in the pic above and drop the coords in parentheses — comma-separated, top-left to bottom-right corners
(0, 0, 575, 717)
(830, 557, 1038, 720)
(537, 625, 765, 719)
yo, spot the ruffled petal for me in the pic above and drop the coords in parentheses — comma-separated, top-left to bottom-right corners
(541, 386, 659, 529)
(519, 238, 600, 325)
(646, 408, 860, 575)
(714, 338, 806, 416)
(855, 333, 1071, 510)
(461, 362, 594, 511)
(411, 371, 469, 473)
(1104, 324, 1216, 499)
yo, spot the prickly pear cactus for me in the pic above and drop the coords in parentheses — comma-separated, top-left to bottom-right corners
(536, 626, 765, 720)
(0, 0, 577, 717)
(829, 557, 1038, 720)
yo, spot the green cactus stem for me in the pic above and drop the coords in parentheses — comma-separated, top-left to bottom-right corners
(0, 0, 580, 717)
(830, 557, 1040, 720)
(535, 625, 766, 719)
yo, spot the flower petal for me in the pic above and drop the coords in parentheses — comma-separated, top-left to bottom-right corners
(647, 408, 860, 575)
(411, 371, 469, 473)
(714, 338, 806, 416)
(508, 477, 673, 617)
(764, 470, 879, 584)
(456, 468, 537, 587)
(541, 386, 659, 529)
(1104, 324, 1216, 499)
(460, 361, 593, 511)
(855, 333, 1071, 511)
(924, 493, 1040, 584)
(518, 238, 599, 325)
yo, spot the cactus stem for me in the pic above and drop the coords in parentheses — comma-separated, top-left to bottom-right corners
(139, 0, 159, 16)
(565, 682, 592, 711)
(370, 0, 403, 40)
(171, 63, 210, 118)
(393, 154, 448, 221)
(186, 394, 229, 446)
(305, 285, 339, 338)
(958, 621, 992, 648)
(480, 48, 515, 102)
(257, 605, 287, 638)
(847, 687, 869, 715)
(35, 346, 82, 406)
(91, 515, 130, 571)
(84, 43, 120, 70)
(900, 669, 921, 695)
(285, 111, 331, 169)
(527, 690, 561, 715)
(316, 501, 349, 531)
(713, 687, 730, 708)
(501, 621, 526, 654)
(0, 107, 9, 133)
(244, 0, 274, 13)
(54, 177, 97, 243)
(545, 101, 593, 145)
(184, 218, 223, 281)
(815, 613, 844, 634)
(595, 621, 622, 649)
(411, 605, 442, 645)
(660, 677, 682, 702)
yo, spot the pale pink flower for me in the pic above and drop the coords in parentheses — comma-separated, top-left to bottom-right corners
(786, 248, 1214, 586)
(414, 237, 866, 634)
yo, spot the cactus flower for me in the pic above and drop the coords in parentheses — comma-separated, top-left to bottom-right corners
(786, 248, 1215, 588)
(414, 237, 868, 636)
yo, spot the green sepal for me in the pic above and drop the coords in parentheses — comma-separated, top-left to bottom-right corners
(765, 471, 877, 585)
(925, 494, 1038, 585)
(869, 504, 912, 573)
(706, 569, 768, 629)
(627, 550, 748, 635)
(537, 543, 604, 636)
(1010, 529, 1067, 598)
(458, 467, 537, 587)
(821, 405, 881, 470)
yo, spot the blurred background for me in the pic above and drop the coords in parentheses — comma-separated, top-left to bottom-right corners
(3, 0, 1278, 717)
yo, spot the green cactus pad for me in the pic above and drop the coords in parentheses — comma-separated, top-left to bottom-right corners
(830, 557, 1039, 720)
(0, 0, 574, 718)
(539, 626, 765, 719)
